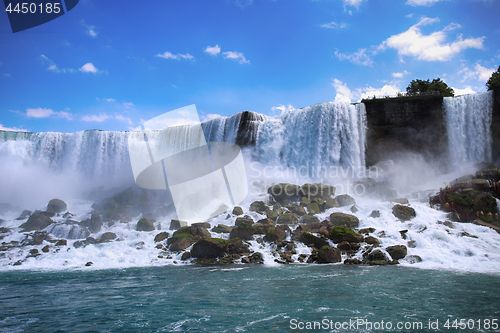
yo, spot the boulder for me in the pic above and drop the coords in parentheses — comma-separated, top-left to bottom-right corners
(329, 213, 359, 229)
(190, 238, 228, 259)
(392, 205, 416, 221)
(325, 198, 339, 209)
(264, 227, 287, 242)
(344, 258, 362, 265)
(299, 232, 329, 249)
(235, 217, 254, 227)
(301, 214, 320, 224)
(405, 255, 423, 264)
(267, 183, 301, 203)
(248, 252, 264, 264)
(229, 222, 255, 240)
(181, 252, 191, 260)
(42, 245, 50, 253)
(21, 231, 51, 245)
(386, 245, 407, 260)
(192, 222, 211, 229)
(137, 217, 155, 231)
(277, 213, 299, 225)
(226, 238, 250, 255)
(299, 183, 335, 200)
(16, 210, 32, 220)
(79, 214, 102, 234)
(358, 227, 376, 234)
(350, 205, 358, 213)
(287, 205, 306, 216)
(154, 231, 170, 242)
(335, 194, 356, 207)
(188, 226, 211, 238)
(390, 198, 409, 205)
(55, 239, 67, 246)
(307, 203, 320, 215)
(363, 249, 389, 263)
(300, 197, 311, 206)
(170, 237, 191, 252)
(370, 210, 381, 218)
(300, 222, 322, 233)
(364, 236, 380, 246)
(316, 246, 341, 263)
(329, 227, 364, 244)
(212, 224, 233, 233)
(170, 219, 188, 230)
(20, 213, 54, 231)
(47, 199, 67, 213)
(232, 206, 244, 216)
(249, 201, 268, 214)
(265, 209, 280, 221)
(98, 232, 117, 243)
(337, 241, 351, 251)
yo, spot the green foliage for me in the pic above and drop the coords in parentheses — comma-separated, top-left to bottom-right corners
(406, 78, 454, 97)
(446, 193, 474, 208)
(211, 238, 229, 245)
(486, 65, 500, 91)
(172, 227, 193, 241)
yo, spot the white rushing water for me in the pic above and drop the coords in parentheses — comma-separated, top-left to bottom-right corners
(0, 96, 499, 272)
(443, 91, 493, 167)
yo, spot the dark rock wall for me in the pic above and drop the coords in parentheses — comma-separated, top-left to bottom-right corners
(235, 111, 265, 147)
(363, 95, 447, 168)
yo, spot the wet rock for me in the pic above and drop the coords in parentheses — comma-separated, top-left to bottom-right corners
(350, 205, 358, 213)
(170, 237, 191, 252)
(399, 230, 408, 240)
(267, 183, 301, 203)
(307, 203, 320, 215)
(338, 241, 351, 251)
(232, 206, 244, 216)
(97, 232, 117, 243)
(299, 183, 335, 200)
(392, 205, 416, 221)
(191, 238, 228, 259)
(329, 227, 363, 244)
(358, 227, 376, 234)
(390, 198, 409, 205)
(301, 214, 320, 224)
(20, 213, 54, 232)
(250, 201, 268, 214)
(13, 260, 22, 266)
(363, 249, 389, 263)
(386, 245, 407, 260)
(229, 221, 255, 240)
(287, 205, 306, 216)
(42, 245, 50, 253)
(181, 252, 191, 260)
(79, 214, 102, 234)
(21, 231, 52, 245)
(226, 238, 250, 255)
(329, 213, 359, 229)
(55, 239, 67, 246)
(335, 194, 356, 207)
(405, 255, 423, 264)
(325, 198, 339, 209)
(300, 196, 311, 206)
(344, 258, 362, 265)
(443, 221, 455, 228)
(459, 232, 478, 239)
(188, 226, 211, 238)
(192, 222, 211, 229)
(137, 217, 155, 231)
(47, 199, 67, 213)
(29, 248, 39, 255)
(235, 217, 254, 227)
(316, 246, 341, 263)
(370, 210, 381, 218)
(73, 241, 85, 248)
(265, 209, 280, 221)
(277, 213, 299, 225)
(299, 232, 329, 249)
(241, 256, 250, 264)
(154, 231, 170, 242)
(16, 210, 32, 220)
(170, 219, 188, 230)
(264, 226, 287, 242)
(364, 236, 380, 246)
(248, 252, 264, 264)
(212, 224, 233, 233)
(85, 261, 93, 267)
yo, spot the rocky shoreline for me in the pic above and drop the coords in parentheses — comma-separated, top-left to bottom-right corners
(1, 169, 499, 268)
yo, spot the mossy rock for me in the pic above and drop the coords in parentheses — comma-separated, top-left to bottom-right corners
(232, 206, 244, 216)
(265, 209, 280, 221)
(325, 198, 339, 209)
(249, 201, 268, 214)
(277, 212, 299, 225)
(329, 227, 363, 244)
(316, 245, 341, 263)
(299, 232, 329, 249)
(301, 214, 320, 224)
(392, 205, 416, 221)
(329, 212, 359, 229)
(307, 203, 320, 215)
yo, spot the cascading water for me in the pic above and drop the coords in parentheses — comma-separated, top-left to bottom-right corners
(253, 102, 366, 179)
(443, 91, 493, 168)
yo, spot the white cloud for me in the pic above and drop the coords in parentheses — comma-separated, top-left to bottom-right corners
(222, 51, 250, 64)
(155, 52, 194, 60)
(343, 0, 364, 10)
(40, 54, 74, 73)
(204, 45, 221, 56)
(202, 113, 223, 121)
(79, 63, 98, 73)
(452, 86, 476, 96)
(406, 0, 447, 6)
(360, 84, 401, 100)
(104, 98, 116, 102)
(321, 22, 347, 29)
(0, 123, 27, 132)
(81, 21, 98, 38)
(458, 63, 495, 82)
(115, 114, 134, 125)
(82, 114, 111, 122)
(332, 79, 356, 103)
(392, 70, 411, 78)
(381, 17, 484, 62)
(335, 48, 373, 66)
(271, 104, 295, 114)
(123, 102, 134, 109)
(26, 108, 73, 120)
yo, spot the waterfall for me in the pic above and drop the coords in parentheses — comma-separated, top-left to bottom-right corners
(253, 102, 366, 179)
(443, 91, 493, 167)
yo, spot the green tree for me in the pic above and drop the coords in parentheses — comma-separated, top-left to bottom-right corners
(406, 78, 454, 97)
(486, 65, 500, 91)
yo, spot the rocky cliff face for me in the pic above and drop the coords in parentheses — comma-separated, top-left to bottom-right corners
(362, 95, 447, 168)
(492, 85, 500, 164)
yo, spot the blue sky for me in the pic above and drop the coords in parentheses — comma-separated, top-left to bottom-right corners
(0, 0, 499, 132)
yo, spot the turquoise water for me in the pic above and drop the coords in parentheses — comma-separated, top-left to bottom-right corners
(1, 265, 499, 332)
